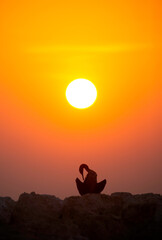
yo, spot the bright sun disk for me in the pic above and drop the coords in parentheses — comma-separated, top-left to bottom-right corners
(66, 78, 97, 109)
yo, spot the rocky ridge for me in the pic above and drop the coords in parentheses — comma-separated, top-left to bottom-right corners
(0, 192, 162, 239)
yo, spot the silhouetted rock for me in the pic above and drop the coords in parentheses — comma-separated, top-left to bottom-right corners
(0, 196, 16, 223)
(0, 192, 162, 239)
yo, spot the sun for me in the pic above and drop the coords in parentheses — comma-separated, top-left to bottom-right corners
(66, 78, 97, 109)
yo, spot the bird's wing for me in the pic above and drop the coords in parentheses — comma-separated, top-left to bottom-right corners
(75, 178, 88, 195)
(95, 179, 107, 193)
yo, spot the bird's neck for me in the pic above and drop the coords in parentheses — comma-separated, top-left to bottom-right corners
(84, 166, 90, 172)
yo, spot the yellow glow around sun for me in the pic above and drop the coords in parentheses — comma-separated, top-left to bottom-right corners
(66, 79, 97, 109)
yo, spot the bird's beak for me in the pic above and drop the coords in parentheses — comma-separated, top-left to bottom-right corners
(82, 174, 84, 181)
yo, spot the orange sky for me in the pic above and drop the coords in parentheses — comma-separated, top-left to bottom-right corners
(0, 0, 162, 199)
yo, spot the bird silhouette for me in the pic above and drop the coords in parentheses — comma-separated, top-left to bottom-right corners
(75, 164, 107, 195)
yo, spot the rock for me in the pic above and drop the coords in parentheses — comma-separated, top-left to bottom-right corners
(0, 196, 16, 223)
(61, 194, 124, 240)
(111, 192, 133, 198)
(0, 192, 162, 239)
(12, 192, 63, 232)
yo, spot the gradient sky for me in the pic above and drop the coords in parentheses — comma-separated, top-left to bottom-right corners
(0, 0, 161, 200)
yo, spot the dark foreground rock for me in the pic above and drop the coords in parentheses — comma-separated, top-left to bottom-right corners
(0, 192, 162, 240)
(0, 197, 16, 224)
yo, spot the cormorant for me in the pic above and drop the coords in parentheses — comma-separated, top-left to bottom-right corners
(75, 164, 107, 195)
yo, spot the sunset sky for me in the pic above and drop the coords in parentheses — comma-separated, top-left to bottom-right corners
(0, 0, 161, 200)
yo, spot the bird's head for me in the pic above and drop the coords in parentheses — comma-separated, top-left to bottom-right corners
(79, 164, 89, 180)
